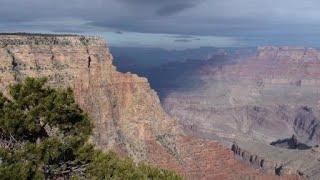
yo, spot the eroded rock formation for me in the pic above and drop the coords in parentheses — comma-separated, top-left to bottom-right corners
(270, 135, 311, 150)
(0, 33, 180, 162)
(0, 34, 286, 179)
(162, 46, 320, 178)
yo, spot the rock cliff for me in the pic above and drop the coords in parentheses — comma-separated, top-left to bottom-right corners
(0, 34, 292, 179)
(0, 33, 179, 163)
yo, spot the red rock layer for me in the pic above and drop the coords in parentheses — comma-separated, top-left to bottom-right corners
(0, 34, 295, 179)
(148, 136, 300, 180)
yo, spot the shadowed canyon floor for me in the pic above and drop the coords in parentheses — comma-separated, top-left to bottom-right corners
(0, 34, 291, 179)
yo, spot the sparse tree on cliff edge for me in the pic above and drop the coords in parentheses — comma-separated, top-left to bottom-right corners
(0, 77, 181, 180)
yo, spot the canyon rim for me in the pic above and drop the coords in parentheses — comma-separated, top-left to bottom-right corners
(0, 33, 293, 179)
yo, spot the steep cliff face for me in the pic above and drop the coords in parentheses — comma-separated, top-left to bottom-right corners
(0, 34, 290, 179)
(0, 34, 180, 163)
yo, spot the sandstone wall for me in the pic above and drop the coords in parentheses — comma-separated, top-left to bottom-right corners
(0, 34, 287, 179)
(0, 34, 180, 162)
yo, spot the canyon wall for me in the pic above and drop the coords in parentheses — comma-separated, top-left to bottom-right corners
(162, 46, 320, 178)
(0, 34, 180, 162)
(0, 34, 285, 179)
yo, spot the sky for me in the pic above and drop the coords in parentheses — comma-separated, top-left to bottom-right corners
(1, 0, 320, 49)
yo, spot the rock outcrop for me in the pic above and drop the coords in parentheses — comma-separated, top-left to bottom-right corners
(0, 33, 180, 162)
(270, 135, 311, 150)
(0, 34, 285, 179)
(231, 141, 320, 179)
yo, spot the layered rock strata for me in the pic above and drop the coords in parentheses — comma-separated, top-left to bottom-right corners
(0, 33, 179, 162)
(163, 46, 320, 178)
(0, 34, 287, 179)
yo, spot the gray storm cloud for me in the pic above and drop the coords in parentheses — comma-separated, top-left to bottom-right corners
(1, 0, 320, 47)
(118, 0, 203, 16)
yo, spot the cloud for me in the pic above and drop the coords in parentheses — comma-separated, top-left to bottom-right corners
(115, 31, 124, 34)
(174, 35, 202, 43)
(174, 39, 192, 43)
(118, 0, 203, 16)
(156, 3, 195, 16)
(1, 0, 320, 47)
(172, 35, 196, 39)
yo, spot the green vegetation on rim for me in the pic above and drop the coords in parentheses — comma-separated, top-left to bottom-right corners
(0, 77, 182, 180)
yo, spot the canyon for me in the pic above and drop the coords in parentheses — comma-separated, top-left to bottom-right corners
(157, 46, 320, 179)
(0, 33, 286, 179)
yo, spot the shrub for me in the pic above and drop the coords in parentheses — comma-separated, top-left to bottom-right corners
(0, 77, 181, 180)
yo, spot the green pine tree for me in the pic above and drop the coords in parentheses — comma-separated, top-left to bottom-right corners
(0, 77, 182, 180)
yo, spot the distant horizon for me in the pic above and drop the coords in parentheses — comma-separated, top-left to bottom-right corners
(1, 31, 320, 51)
